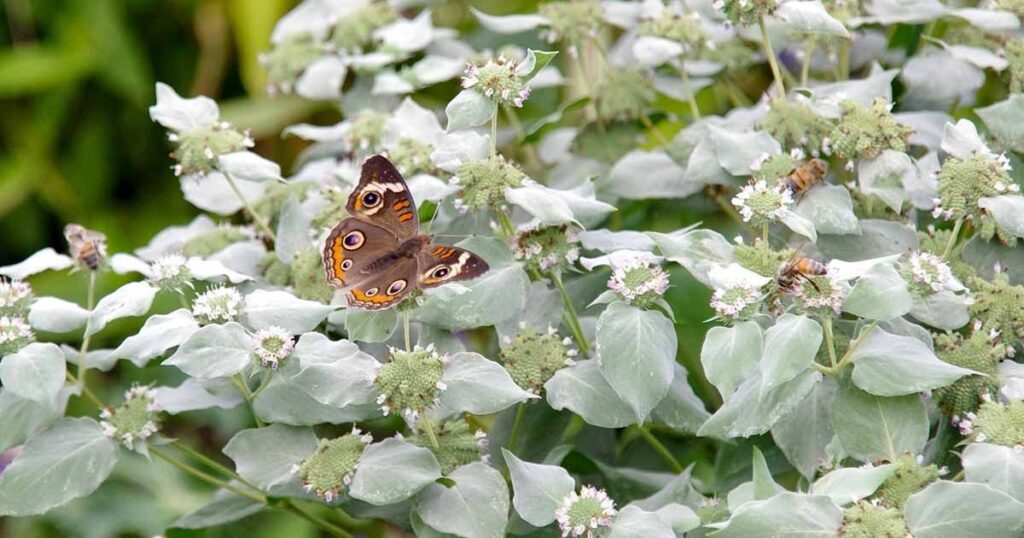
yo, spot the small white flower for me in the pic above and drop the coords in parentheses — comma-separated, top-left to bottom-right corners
(192, 286, 243, 324)
(252, 326, 294, 369)
(731, 180, 793, 223)
(0, 316, 33, 344)
(607, 255, 670, 303)
(0, 280, 31, 309)
(555, 485, 617, 538)
(906, 251, 954, 293)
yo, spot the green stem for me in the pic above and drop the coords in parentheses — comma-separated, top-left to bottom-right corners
(758, 15, 786, 103)
(551, 272, 590, 354)
(508, 403, 527, 454)
(679, 64, 702, 121)
(502, 105, 542, 170)
(942, 218, 963, 260)
(224, 172, 276, 242)
(496, 208, 516, 239)
(490, 113, 498, 158)
(232, 374, 266, 427)
(421, 418, 440, 450)
(66, 372, 103, 408)
(639, 113, 670, 146)
(281, 500, 354, 538)
(761, 223, 770, 263)
(77, 271, 97, 391)
(402, 310, 411, 352)
(635, 425, 683, 473)
(151, 446, 267, 504)
(712, 191, 753, 231)
(801, 36, 816, 87)
(172, 440, 259, 491)
(951, 469, 965, 482)
(250, 369, 273, 399)
(837, 38, 850, 81)
(822, 315, 838, 369)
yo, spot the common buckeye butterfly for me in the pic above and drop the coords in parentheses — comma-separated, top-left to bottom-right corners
(323, 155, 489, 310)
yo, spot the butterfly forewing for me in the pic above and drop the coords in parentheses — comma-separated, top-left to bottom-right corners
(346, 155, 420, 238)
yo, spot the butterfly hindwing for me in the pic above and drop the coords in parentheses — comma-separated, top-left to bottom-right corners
(323, 218, 400, 289)
(416, 244, 490, 288)
(345, 257, 418, 310)
(346, 155, 419, 238)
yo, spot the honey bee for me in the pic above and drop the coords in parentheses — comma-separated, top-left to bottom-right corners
(64, 224, 107, 271)
(782, 159, 829, 196)
(777, 256, 828, 294)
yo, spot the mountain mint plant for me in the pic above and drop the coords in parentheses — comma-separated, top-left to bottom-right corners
(4, 1, 1024, 537)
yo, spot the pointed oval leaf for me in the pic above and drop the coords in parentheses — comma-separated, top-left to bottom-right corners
(239, 290, 334, 333)
(596, 303, 676, 422)
(163, 322, 252, 379)
(223, 424, 318, 491)
(545, 360, 637, 428)
(85, 282, 158, 337)
(415, 462, 510, 538)
(0, 343, 65, 409)
(850, 328, 976, 396)
(350, 438, 442, 506)
(761, 314, 823, 393)
(905, 481, 1024, 538)
(831, 384, 927, 462)
(502, 448, 576, 527)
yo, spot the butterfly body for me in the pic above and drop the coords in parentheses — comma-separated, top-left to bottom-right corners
(323, 155, 489, 310)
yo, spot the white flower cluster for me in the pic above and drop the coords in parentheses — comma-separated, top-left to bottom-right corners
(0, 280, 31, 309)
(461, 57, 532, 107)
(100, 385, 161, 450)
(252, 326, 295, 369)
(151, 254, 188, 282)
(607, 257, 670, 303)
(907, 251, 954, 293)
(555, 485, 617, 538)
(731, 180, 794, 223)
(192, 286, 243, 324)
(710, 286, 761, 318)
(793, 274, 847, 313)
(0, 316, 32, 345)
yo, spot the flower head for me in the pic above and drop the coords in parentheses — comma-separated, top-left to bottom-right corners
(936, 152, 1018, 230)
(0, 316, 34, 355)
(99, 385, 161, 451)
(297, 430, 372, 502)
(708, 264, 771, 319)
(168, 122, 253, 178)
(969, 272, 1024, 348)
(760, 100, 834, 157)
(451, 155, 526, 212)
(841, 500, 908, 538)
(594, 67, 655, 121)
(875, 453, 940, 509)
(791, 273, 847, 314)
(966, 399, 1024, 447)
(461, 56, 532, 108)
(0, 279, 32, 315)
(407, 418, 488, 474)
(607, 256, 670, 308)
(512, 224, 581, 274)
(716, 0, 780, 26)
(831, 98, 912, 161)
(901, 251, 955, 295)
(150, 254, 193, 292)
(192, 286, 243, 325)
(538, 0, 604, 45)
(554, 485, 616, 538)
(331, 3, 395, 52)
(252, 326, 295, 369)
(374, 345, 447, 423)
(731, 180, 794, 225)
(934, 329, 1005, 420)
(260, 32, 327, 96)
(697, 497, 730, 524)
(639, 10, 710, 52)
(500, 324, 577, 395)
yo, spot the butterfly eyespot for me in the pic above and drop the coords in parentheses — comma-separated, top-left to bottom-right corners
(386, 279, 407, 296)
(343, 231, 365, 250)
(431, 266, 451, 279)
(340, 259, 353, 271)
(365, 287, 379, 297)
(361, 191, 382, 208)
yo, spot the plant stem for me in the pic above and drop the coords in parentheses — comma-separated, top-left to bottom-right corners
(152, 446, 266, 503)
(77, 271, 97, 391)
(508, 403, 527, 454)
(758, 15, 786, 103)
(639, 114, 670, 146)
(224, 172, 276, 242)
(281, 500, 354, 538)
(942, 218, 963, 259)
(679, 64, 701, 121)
(822, 315, 838, 369)
(502, 105, 541, 170)
(635, 425, 683, 473)
(422, 418, 440, 450)
(66, 372, 103, 407)
(490, 113, 498, 158)
(171, 440, 258, 490)
(761, 223, 770, 264)
(836, 38, 850, 81)
(496, 207, 516, 239)
(251, 369, 273, 399)
(232, 374, 265, 427)
(711, 191, 753, 232)
(801, 37, 816, 87)
(403, 310, 411, 352)
(551, 271, 590, 354)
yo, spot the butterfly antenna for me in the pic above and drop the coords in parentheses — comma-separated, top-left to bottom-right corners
(424, 203, 441, 234)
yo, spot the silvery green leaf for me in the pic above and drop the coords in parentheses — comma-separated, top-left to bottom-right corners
(941, 118, 991, 159)
(0, 417, 118, 516)
(943, 43, 1008, 71)
(809, 69, 898, 117)
(708, 493, 843, 537)
(817, 219, 918, 261)
(910, 290, 970, 331)
(698, 370, 822, 439)
(85, 282, 157, 337)
(164, 322, 252, 379)
(652, 363, 711, 434)
(223, 424, 317, 491)
(373, 71, 416, 96)
(0, 343, 65, 410)
(109, 253, 153, 276)
(609, 505, 675, 538)
(254, 360, 381, 426)
(597, 303, 676, 423)
(761, 314, 823, 393)
(149, 82, 218, 131)
(181, 171, 268, 216)
(432, 131, 490, 173)
(135, 215, 216, 261)
(415, 462, 509, 538)
(702, 321, 763, 400)
(152, 378, 243, 414)
(905, 481, 1024, 538)
(28, 297, 88, 333)
(375, 10, 448, 54)
(901, 51, 983, 111)
(851, 0, 946, 25)
(0, 248, 74, 280)
(218, 151, 283, 183)
(344, 308, 398, 343)
(518, 49, 558, 82)
(831, 384, 927, 462)
(727, 481, 756, 510)
(979, 196, 1024, 238)
(896, 111, 951, 151)
(239, 290, 334, 333)
(171, 489, 263, 529)
(653, 503, 701, 535)
(0, 388, 63, 452)
(61, 346, 116, 372)
(414, 237, 530, 330)
(607, 151, 702, 199)
(412, 55, 464, 86)
(778, 210, 817, 242)
(276, 195, 322, 262)
(810, 464, 896, 506)
(408, 174, 459, 203)
(850, 328, 976, 396)
(794, 185, 860, 235)
(579, 229, 656, 253)
(505, 183, 612, 226)
(907, 151, 941, 209)
(438, 352, 536, 415)
(653, 74, 715, 101)
(109, 309, 199, 367)
(963, 443, 1024, 503)
(351, 438, 442, 506)
(752, 447, 784, 501)
(469, 7, 548, 33)
(283, 121, 348, 142)
(842, 263, 912, 320)
(545, 360, 637, 428)
(684, 139, 734, 186)
(445, 89, 497, 132)
(632, 35, 683, 67)
(496, 281, 563, 341)
(708, 127, 781, 176)
(827, 254, 901, 282)
(291, 333, 379, 408)
(649, 229, 735, 287)
(295, 56, 346, 100)
(185, 257, 252, 284)
(772, 377, 837, 479)
(502, 448, 575, 527)
(774, 1, 850, 37)
(632, 467, 705, 512)
(977, 95, 1024, 153)
(951, 8, 1020, 31)
(962, 236, 1024, 284)
(857, 150, 913, 212)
